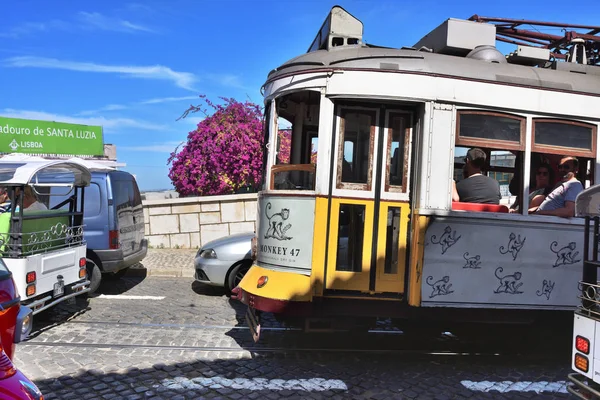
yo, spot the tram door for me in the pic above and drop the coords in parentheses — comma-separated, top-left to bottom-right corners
(325, 105, 412, 294)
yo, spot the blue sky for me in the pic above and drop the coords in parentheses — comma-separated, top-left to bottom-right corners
(2, 0, 599, 192)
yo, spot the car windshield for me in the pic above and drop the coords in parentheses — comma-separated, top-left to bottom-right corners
(0, 257, 10, 279)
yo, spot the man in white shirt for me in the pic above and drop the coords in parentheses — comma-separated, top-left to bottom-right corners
(533, 155, 583, 218)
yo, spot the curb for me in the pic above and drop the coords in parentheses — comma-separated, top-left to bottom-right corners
(124, 267, 195, 278)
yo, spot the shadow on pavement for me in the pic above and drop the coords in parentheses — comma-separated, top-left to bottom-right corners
(25, 347, 573, 399)
(95, 275, 147, 296)
(30, 276, 148, 339)
(191, 280, 227, 297)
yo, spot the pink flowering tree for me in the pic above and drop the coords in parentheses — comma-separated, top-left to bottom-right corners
(168, 96, 264, 196)
(277, 129, 291, 164)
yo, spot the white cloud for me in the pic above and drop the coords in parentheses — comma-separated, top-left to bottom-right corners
(103, 104, 129, 111)
(78, 12, 155, 33)
(139, 96, 199, 105)
(121, 141, 183, 152)
(0, 12, 153, 38)
(181, 116, 205, 126)
(4, 56, 197, 91)
(76, 96, 200, 116)
(0, 20, 70, 38)
(207, 73, 246, 89)
(76, 104, 129, 116)
(0, 109, 167, 134)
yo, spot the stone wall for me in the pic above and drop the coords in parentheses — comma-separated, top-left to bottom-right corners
(142, 193, 258, 249)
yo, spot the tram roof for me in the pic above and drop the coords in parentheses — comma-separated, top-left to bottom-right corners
(266, 46, 600, 96)
(265, 6, 600, 96)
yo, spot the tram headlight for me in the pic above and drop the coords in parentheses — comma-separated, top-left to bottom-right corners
(257, 276, 268, 288)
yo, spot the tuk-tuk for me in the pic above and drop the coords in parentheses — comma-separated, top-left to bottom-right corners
(568, 184, 600, 398)
(0, 159, 91, 315)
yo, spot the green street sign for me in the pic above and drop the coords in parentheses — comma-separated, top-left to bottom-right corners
(0, 116, 104, 156)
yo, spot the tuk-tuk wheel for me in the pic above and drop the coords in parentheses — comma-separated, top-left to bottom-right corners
(86, 259, 102, 294)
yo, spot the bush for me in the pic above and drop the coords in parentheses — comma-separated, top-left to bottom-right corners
(168, 96, 264, 196)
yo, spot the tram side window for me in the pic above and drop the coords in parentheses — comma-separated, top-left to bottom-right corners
(525, 119, 597, 218)
(452, 112, 597, 217)
(531, 119, 596, 190)
(453, 147, 513, 208)
(453, 111, 525, 210)
(271, 91, 320, 190)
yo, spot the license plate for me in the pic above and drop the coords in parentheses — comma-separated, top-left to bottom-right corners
(53, 281, 64, 298)
(246, 306, 261, 343)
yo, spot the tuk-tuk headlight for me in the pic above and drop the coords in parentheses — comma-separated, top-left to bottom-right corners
(14, 305, 33, 343)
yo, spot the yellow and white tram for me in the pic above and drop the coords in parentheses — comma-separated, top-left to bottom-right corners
(233, 6, 600, 337)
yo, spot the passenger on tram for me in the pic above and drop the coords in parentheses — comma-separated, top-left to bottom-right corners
(451, 147, 501, 204)
(509, 163, 555, 213)
(532, 156, 583, 218)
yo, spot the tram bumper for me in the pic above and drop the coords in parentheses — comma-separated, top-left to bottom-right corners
(231, 264, 313, 315)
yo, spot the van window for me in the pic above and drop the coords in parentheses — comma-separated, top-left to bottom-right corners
(48, 183, 101, 217)
(84, 183, 101, 218)
(132, 179, 142, 206)
(113, 179, 133, 211)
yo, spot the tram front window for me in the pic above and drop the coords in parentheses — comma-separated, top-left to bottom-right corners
(340, 111, 373, 184)
(271, 91, 320, 190)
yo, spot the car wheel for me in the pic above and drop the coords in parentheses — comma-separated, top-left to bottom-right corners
(86, 259, 102, 295)
(226, 260, 251, 294)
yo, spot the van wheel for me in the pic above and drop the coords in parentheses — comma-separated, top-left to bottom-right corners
(226, 261, 251, 294)
(86, 259, 102, 294)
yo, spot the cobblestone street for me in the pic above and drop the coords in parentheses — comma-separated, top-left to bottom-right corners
(12, 251, 576, 399)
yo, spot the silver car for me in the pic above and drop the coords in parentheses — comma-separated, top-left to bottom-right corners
(194, 232, 254, 293)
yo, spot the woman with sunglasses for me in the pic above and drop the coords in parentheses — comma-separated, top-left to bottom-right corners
(509, 163, 555, 213)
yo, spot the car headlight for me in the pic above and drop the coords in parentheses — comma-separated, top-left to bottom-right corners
(199, 249, 217, 259)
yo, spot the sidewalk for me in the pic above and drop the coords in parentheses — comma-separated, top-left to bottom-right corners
(127, 248, 198, 278)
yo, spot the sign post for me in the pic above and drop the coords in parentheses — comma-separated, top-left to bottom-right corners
(0, 116, 104, 156)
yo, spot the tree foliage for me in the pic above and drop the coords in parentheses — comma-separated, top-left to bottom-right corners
(168, 95, 296, 197)
(168, 96, 264, 196)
